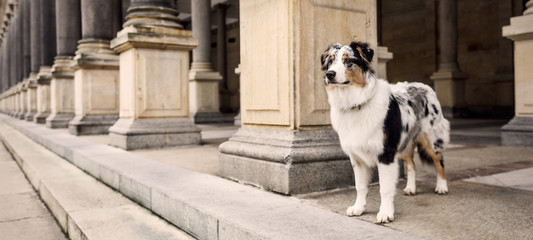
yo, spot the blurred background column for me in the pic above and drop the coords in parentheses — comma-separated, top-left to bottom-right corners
(68, 0, 121, 135)
(501, 0, 533, 146)
(33, 0, 57, 124)
(46, 0, 81, 128)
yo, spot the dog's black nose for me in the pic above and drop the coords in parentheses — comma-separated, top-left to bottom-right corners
(326, 71, 336, 80)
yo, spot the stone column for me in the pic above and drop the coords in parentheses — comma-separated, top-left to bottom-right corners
(68, 0, 120, 135)
(108, 0, 200, 150)
(219, 0, 378, 194)
(233, 64, 241, 126)
(15, 3, 25, 119)
(501, 1, 533, 146)
(33, 0, 57, 124)
(188, 0, 223, 123)
(377, 46, 393, 79)
(46, 0, 81, 128)
(430, 0, 467, 118)
(20, 0, 31, 119)
(216, 2, 227, 92)
(25, 0, 41, 121)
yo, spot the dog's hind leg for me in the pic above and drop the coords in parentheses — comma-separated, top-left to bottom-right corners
(346, 156, 371, 217)
(416, 133, 448, 194)
(376, 159, 399, 223)
(401, 144, 417, 195)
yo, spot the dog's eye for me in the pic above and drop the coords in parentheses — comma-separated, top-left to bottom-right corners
(347, 62, 353, 68)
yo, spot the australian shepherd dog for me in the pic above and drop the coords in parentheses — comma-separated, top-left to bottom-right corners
(321, 42, 450, 223)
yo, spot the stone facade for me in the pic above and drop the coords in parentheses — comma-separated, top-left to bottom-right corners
(0, 0, 531, 197)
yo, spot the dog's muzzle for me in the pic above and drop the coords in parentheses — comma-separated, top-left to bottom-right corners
(325, 70, 336, 84)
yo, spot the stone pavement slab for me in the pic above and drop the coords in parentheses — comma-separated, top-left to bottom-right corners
(0, 118, 197, 240)
(299, 180, 533, 240)
(0, 114, 421, 240)
(465, 167, 533, 191)
(0, 142, 67, 240)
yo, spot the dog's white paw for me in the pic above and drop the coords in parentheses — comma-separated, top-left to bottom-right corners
(435, 185, 448, 195)
(346, 205, 365, 217)
(435, 178, 448, 195)
(376, 211, 394, 223)
(403, 187, 416, 196)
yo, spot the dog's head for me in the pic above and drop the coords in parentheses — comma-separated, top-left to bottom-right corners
(320, 42, 374, 89)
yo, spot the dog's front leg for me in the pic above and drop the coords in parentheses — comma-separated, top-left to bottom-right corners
(376, 160, 399, 223)
(346, 157, 371, 217)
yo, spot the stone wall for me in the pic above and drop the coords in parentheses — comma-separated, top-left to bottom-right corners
(381, 0, 523, 117)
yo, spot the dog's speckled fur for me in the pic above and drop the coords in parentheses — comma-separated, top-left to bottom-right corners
(321, 42, 450, 223)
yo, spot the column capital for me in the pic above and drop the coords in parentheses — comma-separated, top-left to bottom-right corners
(524, 0, 533, 15)
(51, 56, 75, 79)
(111, 25, 197, 53)
(72, 39, 119, 70)
(36, 66, 52, 84)
(123, 5, 183, 29)
(503, 14, 533, 41)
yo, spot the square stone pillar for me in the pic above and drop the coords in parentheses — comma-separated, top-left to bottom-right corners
(189, 65, 223, 123)
(108, 24, 200, 150)
(377, 46, 393, 79)
(46, 56, 75, 128)
(24, 73, 38, 121)
(501, 7, 533, 146)
(68, 40, 120, 135)
(33, 67, 52, 123)
(219, 0, 378, 195)
(17, 79, 28, 119)
(12, 83, 22, 118)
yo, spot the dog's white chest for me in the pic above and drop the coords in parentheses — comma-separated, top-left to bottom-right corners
(331, 109, 385, 165)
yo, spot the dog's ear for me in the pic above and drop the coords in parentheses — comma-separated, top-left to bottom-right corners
(349, 42, 374, 63)
(320, 47, 330, 67)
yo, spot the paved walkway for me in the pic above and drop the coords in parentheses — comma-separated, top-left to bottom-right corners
(2, 115, 533, 239)
(0, 141, 66, 240)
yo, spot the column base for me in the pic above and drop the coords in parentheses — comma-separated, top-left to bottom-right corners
(431, 70, 467, 119)
(45, 113, 75, 128)
(219, 128, 353, 195)
(24, 111, 37, 122)
(501, 116, 533, 147)
(192, 111, 225, 124)
(15, 111, 26, 120)
(33, 112, 51, 124)
(68, 115, 119, 136)
(441, 106, 469, 119)
(234, 112, 241, 126)
(109, 118, 201, 150)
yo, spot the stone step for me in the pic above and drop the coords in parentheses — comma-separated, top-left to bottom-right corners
(0, 118, 195, 240)
(0, 114, 420, 240)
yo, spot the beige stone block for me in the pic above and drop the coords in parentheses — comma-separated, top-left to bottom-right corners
(36, 84, 51, 114)
(74, 68, 119, 116)
(240, 0, 377, 128)
(117, 48, 189, 119)
(377, 46, 393, 79)
(431, 71, 467, 107)
(503, 14, 533, 116)
(189, 64, 222, 115)
(513, 39, 533, 116)
(50, 79, 74, 114)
